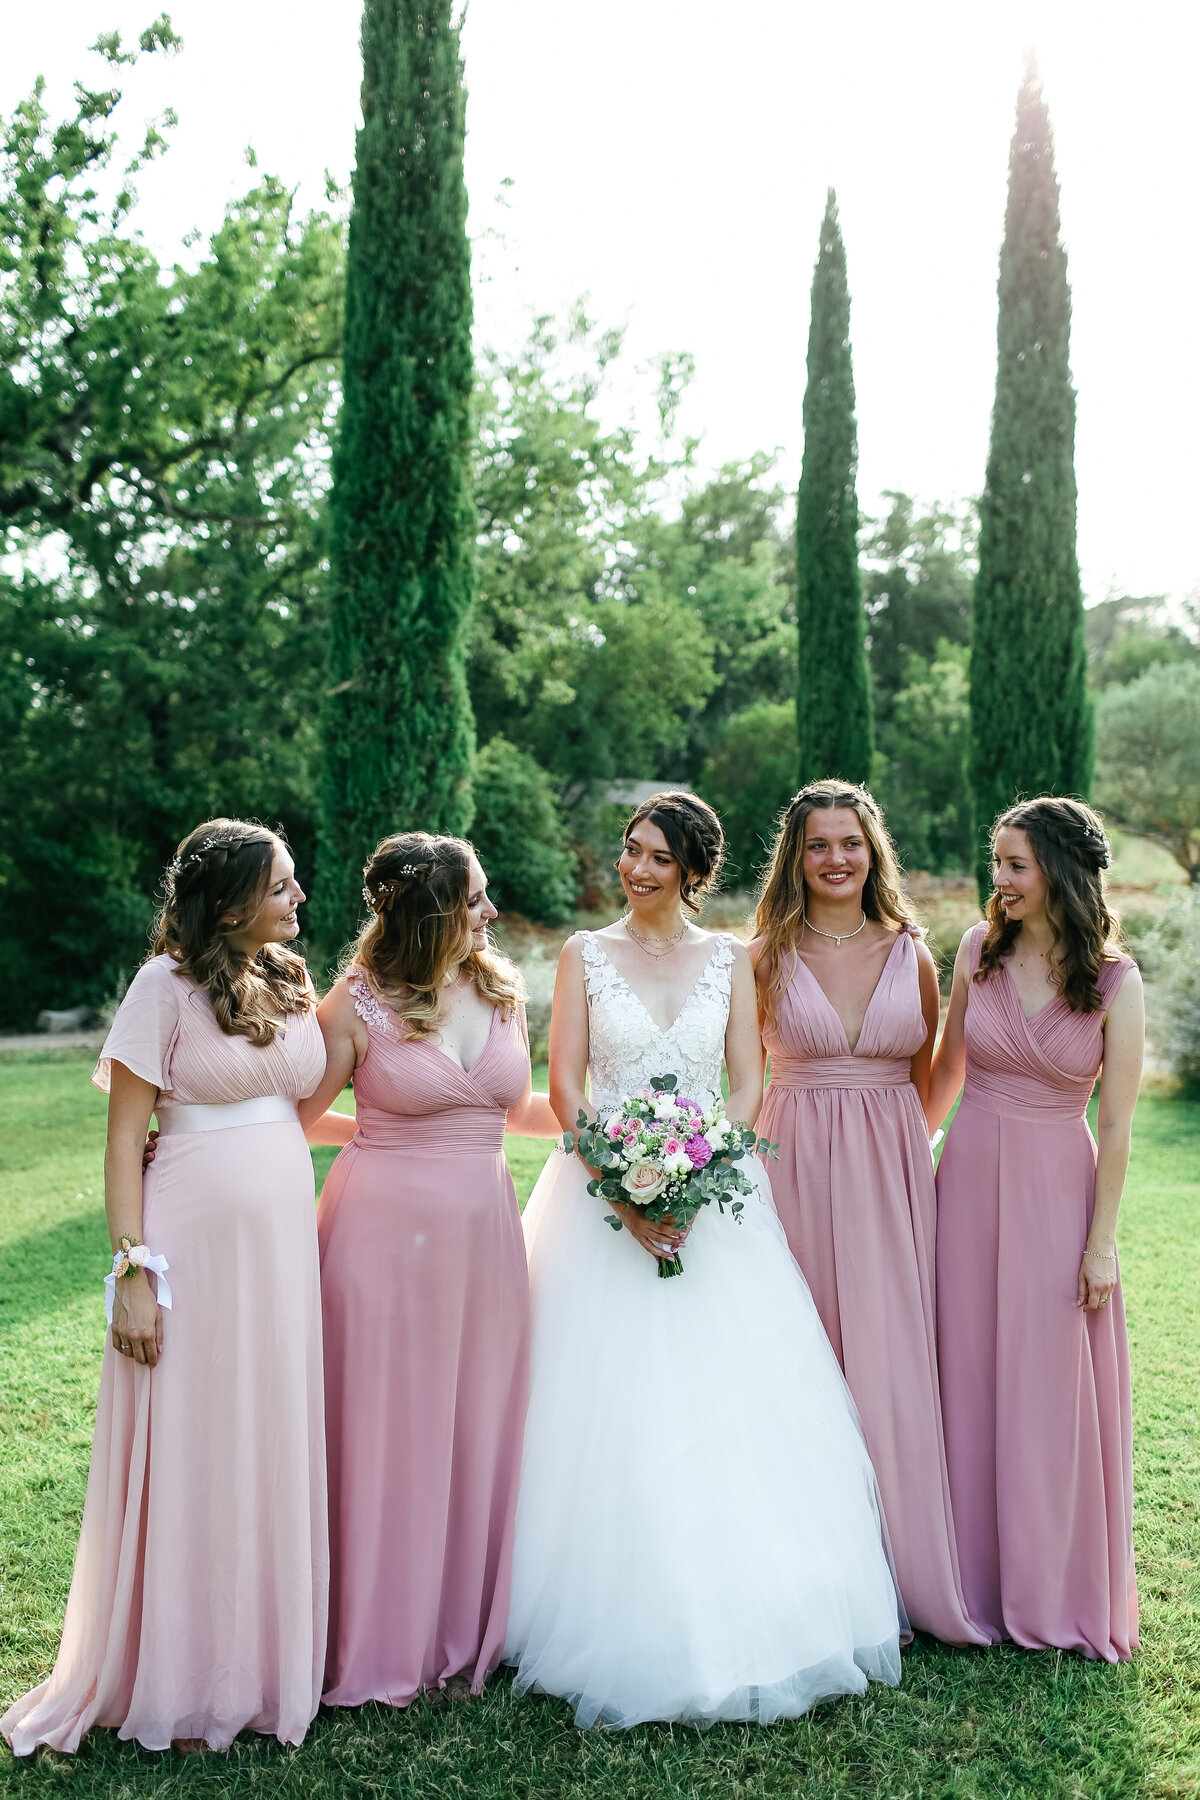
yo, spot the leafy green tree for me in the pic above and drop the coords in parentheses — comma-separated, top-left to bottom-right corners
(699, 700, 797, 888)
(862, 493, 975, 713)
(469, 311, 717, 788)
(1093, 661, 1200, 884)
(469, 737, 577, 923)
(970, 62, 1090, 894)
(871, 642, 972, 872)
(0, 37, 342, 1026)
(315, 0, 476, 951)
(795, 189, 872, 786)
(1085, 593, 1197, 690)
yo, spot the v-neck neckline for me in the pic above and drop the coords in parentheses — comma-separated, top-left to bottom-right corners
(1001, 959, 1062, 1027)
(793, 927, 907, 1055)
(589, 934, 725, 1037)
(412, 1000, 501, 1079)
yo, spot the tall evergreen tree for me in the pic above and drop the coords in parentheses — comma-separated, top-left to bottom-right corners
(315, 0, 475, 948)
(969, 61, 1091, 894)
(795, 190, 872, 786)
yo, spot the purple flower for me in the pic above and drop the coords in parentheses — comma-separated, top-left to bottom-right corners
(685, 1134, 713, 1169)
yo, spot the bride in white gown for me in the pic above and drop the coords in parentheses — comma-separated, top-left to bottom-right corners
(504, 792, 904, 1728)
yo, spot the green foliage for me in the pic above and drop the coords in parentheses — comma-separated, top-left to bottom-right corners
(469, 737, 577, 924)
(469, 312, 718, 788)
(1137, 900, 1200, 1095)
(0, 52, 342, 1027)
(699, 701, 797, 888)
(4, 1055, 1198, 1795)
(969, 64, 1091, 896)
(1093, 660, 1200, 883)
(315, 0, 476, 953)
(862, 493, 974, 711)
(1086, 593, 1199, 690)
(872, 642, 973, 873)
(795, 189, 872, 786)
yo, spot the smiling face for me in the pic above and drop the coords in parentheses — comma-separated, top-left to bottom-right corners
(801, 807, 871, 907)
(992, 825, 1048, 925)
(617, 818, 685, 910)
(465, 853, 498, 952)
(226, 840, 305, 955)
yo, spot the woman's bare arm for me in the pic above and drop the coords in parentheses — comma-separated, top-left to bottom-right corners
(926, 931, 972, 1132)
(299, 981, 365, 1140)
(105, 1062, 162, 1366)
(725, 943, 764, 1129)
(1078, 968, 1144, 1311)
(909, 937, 942, 1114)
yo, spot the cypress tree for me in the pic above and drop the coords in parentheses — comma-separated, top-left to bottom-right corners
(795, 189, 872, 787)
(314, 0, 475, 949)
(969, 61, 1091, 895)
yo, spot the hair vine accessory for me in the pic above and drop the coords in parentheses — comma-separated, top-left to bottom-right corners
(104, 1237, 173, 1325)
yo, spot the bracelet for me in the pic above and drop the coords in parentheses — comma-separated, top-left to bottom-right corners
(1083, 1248, 1116, 1261)
(104, 1240, 173, 1325)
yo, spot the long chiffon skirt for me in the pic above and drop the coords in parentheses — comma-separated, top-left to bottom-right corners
(504, 1150, 904, 1729)
(318, 1137, 530, 1706)
(2, 1120, 328, 1754)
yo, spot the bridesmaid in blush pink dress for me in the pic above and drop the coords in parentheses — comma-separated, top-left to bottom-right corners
(3, 821, 332, 1756)
(752, 782, 986, 1647)
(303, 832, 558, 1709)
(930, 798, 1143, 1660)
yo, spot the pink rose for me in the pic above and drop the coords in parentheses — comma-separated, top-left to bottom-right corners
(664, 1136, 684, 1156)
(685, 1134, 714, 1169)
(606, 1119, 624, 1140)
(621, 1161, 667, 1202)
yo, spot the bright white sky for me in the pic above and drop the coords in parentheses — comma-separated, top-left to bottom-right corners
(4, 0, 1197, 608)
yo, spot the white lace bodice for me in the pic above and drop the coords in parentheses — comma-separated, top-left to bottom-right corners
(579, 932, 736, 1111)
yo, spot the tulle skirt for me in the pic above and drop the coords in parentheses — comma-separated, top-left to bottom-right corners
(503, 1149, 905, 1728)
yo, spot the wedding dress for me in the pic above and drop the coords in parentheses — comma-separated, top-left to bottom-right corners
(503, 932, 904, 1729)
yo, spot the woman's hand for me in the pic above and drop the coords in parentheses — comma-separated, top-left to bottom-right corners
(612, 1202, 689, 1263)
(110, 1267, 163, 1366)
(141, 1129, 159, 1173)
(1077, 1245, 1118, 1312)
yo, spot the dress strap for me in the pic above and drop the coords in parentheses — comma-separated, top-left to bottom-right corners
(346, 967, 400, 1039)
(577, 932, 625, 1006)
(966, 920, 988, 979)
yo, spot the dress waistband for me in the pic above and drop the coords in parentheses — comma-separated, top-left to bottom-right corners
(768, 1054, 912, 1092)
(353, 1106, 507, 1155)
(156, 1095, 299, 1134)
(961, 1076, 1091, 1122)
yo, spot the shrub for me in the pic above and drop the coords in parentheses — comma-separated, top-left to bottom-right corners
(1137, 899, 1200, 1096)
(699, 701, 797, 889)
(469, 737, 578, 924)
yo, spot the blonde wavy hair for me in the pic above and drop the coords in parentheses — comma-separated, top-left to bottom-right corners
(753, 781, 919, 1025)
(151, 819, 312, 1045)
(346, 832, 525, 1033)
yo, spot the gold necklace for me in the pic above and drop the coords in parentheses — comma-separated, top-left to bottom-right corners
(623, 914, 688, 960)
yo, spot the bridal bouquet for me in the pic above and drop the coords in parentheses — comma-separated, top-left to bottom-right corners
(564, 1075, 777, 1278)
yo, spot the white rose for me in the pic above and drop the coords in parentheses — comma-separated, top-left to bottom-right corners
(703, 1122, 728, 1150)
(652, 1094, 678, 1121)
(621, 1161, 667, 1202)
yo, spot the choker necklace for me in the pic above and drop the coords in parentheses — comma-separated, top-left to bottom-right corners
(623, 914, 688, 960)
(806, 911, 867, 948)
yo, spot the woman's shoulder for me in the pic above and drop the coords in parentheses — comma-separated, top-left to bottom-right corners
(121, 952, 190, 1008)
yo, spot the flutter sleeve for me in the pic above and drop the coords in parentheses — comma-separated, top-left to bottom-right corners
(92, 955, 184, 1096)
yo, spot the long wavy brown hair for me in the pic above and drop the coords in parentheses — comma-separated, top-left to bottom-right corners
(346, 832, 524, 1034)
(753, 781, 919, 1025)
(151, 819, 312, 1044)
(977, 796, 1120, 1013)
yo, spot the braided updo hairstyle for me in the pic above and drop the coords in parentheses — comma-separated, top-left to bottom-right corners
(151, 818, 312, 1044)
(622, 791, 725, 913)
(348, 831, 524, 1034)
(977, 796, 1120, 1013)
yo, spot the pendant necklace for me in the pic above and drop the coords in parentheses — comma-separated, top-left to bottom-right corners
(806, 912, 867, 949)
(624, 914, 688, 960)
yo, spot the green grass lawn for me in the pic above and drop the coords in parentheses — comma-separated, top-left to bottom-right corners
(1, 1051, 1197, 1798)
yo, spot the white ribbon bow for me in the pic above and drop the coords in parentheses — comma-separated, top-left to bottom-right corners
(104, 1244, 173, 1325)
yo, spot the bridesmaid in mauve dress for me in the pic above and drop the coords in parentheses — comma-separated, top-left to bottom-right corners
(930, 797, 1143, 1660)
(752, 782, 986, 1647)
(302, 832, 559, 1709)
(3, 820, 338, 1756)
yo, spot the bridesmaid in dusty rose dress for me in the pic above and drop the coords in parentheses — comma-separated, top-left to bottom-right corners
(752, 782, 986, 1647)
(930, 797, 1143, 1660)
(2, 820, 341, 1756)
(303, 832, 558, 1709)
